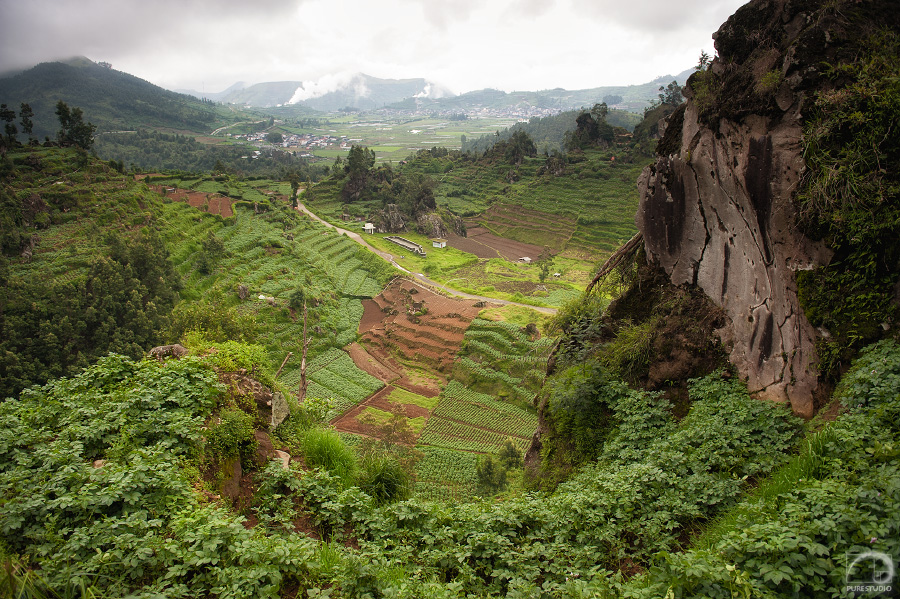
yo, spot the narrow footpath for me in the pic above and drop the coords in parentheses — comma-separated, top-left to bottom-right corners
(295, 201, 558, 316)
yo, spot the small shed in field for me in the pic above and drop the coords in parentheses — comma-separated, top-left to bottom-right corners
(363, 223, 375, 234)
(431, 238, 447, 249)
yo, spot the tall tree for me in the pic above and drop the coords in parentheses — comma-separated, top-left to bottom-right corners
(0, 104, 16, 146)
(504, 130, 537, 165)
(55, 100, 96, 150)
(290, 287, 312, 402)
(342, 145, 375, 203)
(658, 81, 684, 107)
(19, 103, 34, 141)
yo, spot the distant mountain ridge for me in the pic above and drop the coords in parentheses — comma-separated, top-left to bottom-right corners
(396, 69, 695, 114)
(0, 57, 223, 138)
(179, 74, 452, 110)
(180, 70, 694, 113)
(0, 57, 694, 142)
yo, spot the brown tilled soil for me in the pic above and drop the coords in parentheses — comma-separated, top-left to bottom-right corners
(358, 279, 480, 382)
(346, 342, 401, 383)
(332, 279, 483, 439)
(446, 231, 502, 259)
(151, 185, 233, 218)
(456, 226, 545, 261)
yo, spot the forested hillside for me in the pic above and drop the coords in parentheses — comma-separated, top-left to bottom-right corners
(0, 58, 237, 138)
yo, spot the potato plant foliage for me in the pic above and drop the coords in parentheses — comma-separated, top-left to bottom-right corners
(0, 355, 322, 597)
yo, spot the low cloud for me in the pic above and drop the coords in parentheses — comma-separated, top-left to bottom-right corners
(0, 0, 302, 73)
(289, 72, 359, 103)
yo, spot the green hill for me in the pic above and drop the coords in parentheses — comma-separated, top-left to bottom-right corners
(0, 57, 237, 138)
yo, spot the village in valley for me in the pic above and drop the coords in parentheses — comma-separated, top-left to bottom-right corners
(226, 131, 359, 157)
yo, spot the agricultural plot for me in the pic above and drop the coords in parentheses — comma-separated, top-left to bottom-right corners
(432, 381, 538, 439)
(451, 318, 555, 404)
(290, 350, 384, 418)
(467, 204, 576, 254)
(356, 406, 426, 434)
(386, 387, 439, 411)
(293, 226, 387, 297)
(416, 380, 536, 457)
(358, 279, 481, 392)
(414, 447, 479, 502)
(417, 416, 531, 454)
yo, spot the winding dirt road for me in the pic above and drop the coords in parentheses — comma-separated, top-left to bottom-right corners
(295, 201, 557, 315)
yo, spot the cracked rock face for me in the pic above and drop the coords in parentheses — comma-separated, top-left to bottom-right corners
(633, 0, 857, 417)
(638, 110, 828, 416)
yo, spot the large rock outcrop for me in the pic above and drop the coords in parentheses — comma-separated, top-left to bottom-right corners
(634, 0, 885, 417)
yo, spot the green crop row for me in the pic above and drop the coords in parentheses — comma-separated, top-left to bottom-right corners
(441, 381, 531, 416)
(413, 447, 480, 502)
(418, 415, 531, 454)
(318, 352, 384, 396)
(432, 393, 537, 439)
(456, 357, 531, 398)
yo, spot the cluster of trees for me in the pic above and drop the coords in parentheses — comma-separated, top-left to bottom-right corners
(0, 103, 34, 148)
(564, 103, 616, 151)
(0, 230, 180, 398)
(0, 100, 96, 150)
(54, 100, 96, 149)
(333, 145, 440, 219)
(641, 80, 684, 118)
(93, 129, 327, 179)
(341, 145, 377, 203)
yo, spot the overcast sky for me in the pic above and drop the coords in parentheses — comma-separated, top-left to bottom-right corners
(0, 0, 746, 95)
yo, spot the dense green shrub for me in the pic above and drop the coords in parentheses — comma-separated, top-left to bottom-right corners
(193, 338, 273, 386)
(475, 454, 508, 496)
(356, 451, 413, 504)
(624, 340, 900, 598)
(205, 407, 258, 469)
(300, 427, 358, 487)
(544, 361, 618, 464)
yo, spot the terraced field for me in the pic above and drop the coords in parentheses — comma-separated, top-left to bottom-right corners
(466, 204, 577, 254)
(156, 189, 396, 397)
(421, 381, 536, 449)
(414, 447, 479, 502)
(452, 317, 556, 404)
(289, 348, 385, 418)
(358, 279, 482, 389)
(151, 184, 234, 217)
(291, 227, 386, 297)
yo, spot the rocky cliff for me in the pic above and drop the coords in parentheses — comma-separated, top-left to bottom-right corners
(636, 0, 897, 417)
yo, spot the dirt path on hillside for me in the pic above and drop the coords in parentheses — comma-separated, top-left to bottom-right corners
(294, 200, 557, 316)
